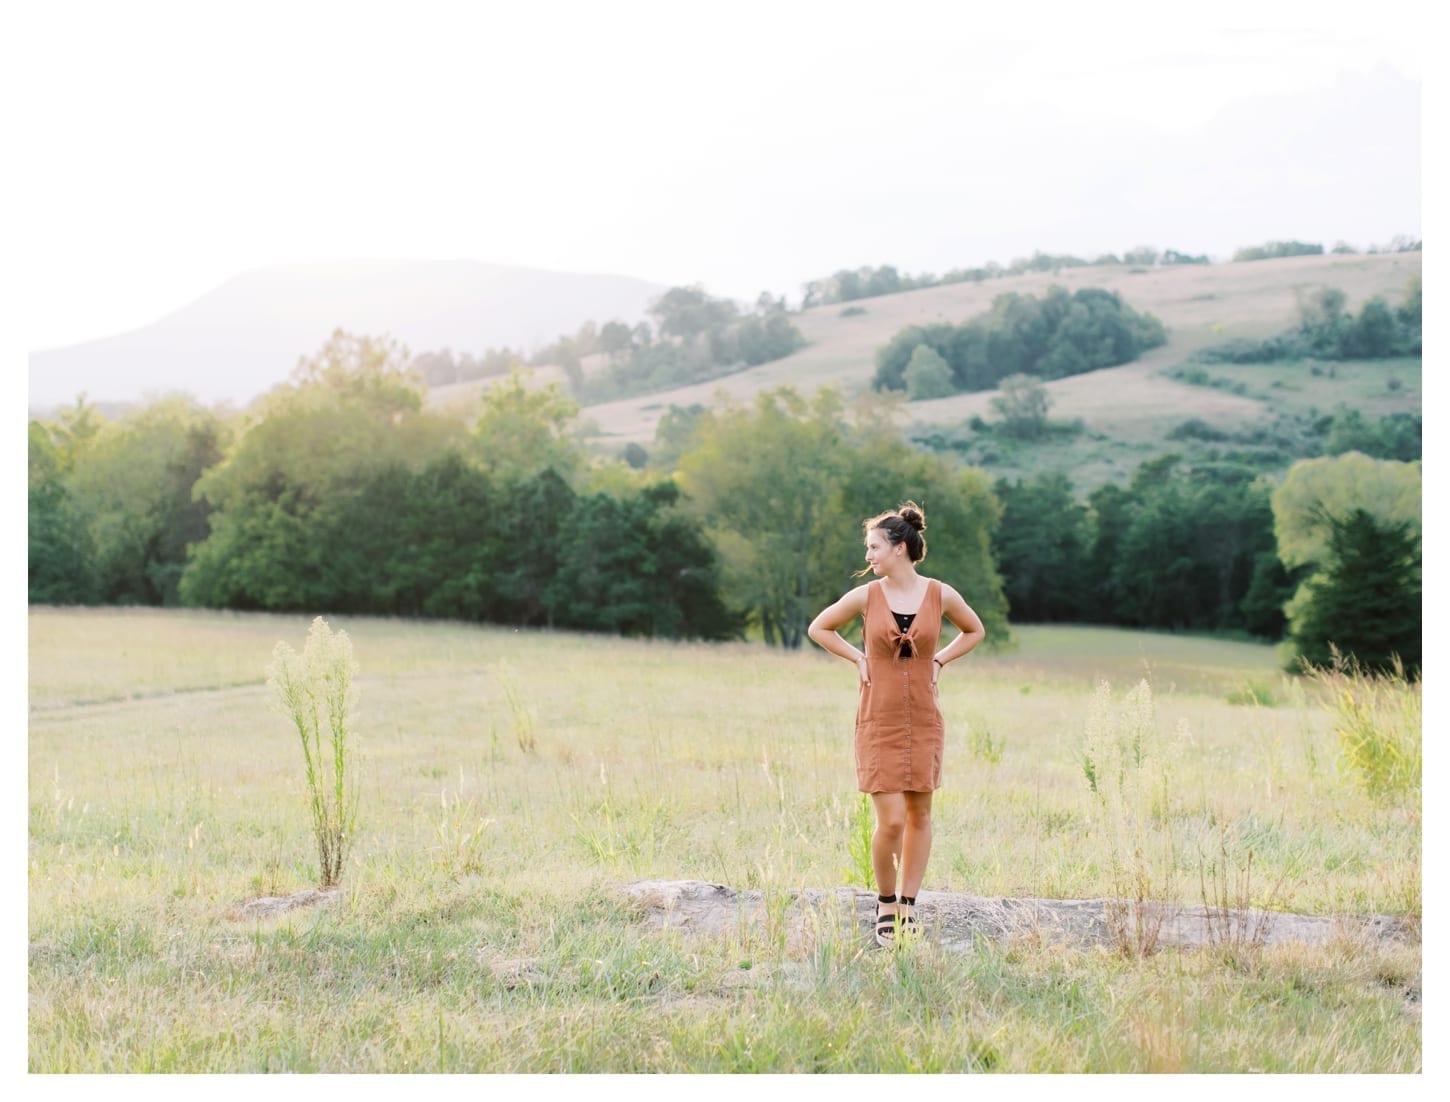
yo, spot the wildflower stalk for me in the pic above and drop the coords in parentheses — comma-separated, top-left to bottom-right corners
(267, 617, 359, 887)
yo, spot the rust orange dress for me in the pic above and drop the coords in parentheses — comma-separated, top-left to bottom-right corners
(854, 578, 945, 794)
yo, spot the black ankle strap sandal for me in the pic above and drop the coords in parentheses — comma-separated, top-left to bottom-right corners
(898, 895, 921, 939)
(874, 894, 898, 947)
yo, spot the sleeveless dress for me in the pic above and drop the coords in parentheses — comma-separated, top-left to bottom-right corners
(854, 578, 945, 793)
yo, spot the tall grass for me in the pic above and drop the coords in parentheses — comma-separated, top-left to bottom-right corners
(1307, 651, 1421, 804)
(1079, 680, 1178, 956)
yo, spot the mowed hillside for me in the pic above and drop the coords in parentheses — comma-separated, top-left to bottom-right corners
(532, 251, 1420, 488)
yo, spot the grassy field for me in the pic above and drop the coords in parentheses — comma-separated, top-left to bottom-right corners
(28, 607, 1420, 1072)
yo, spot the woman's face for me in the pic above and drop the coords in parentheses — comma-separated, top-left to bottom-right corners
(863, 528, 899, 574)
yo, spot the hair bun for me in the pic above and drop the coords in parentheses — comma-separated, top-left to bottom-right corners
(899, 502, 926, 532)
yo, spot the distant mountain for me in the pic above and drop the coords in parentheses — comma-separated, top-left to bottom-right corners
(28, 259, 670, 411)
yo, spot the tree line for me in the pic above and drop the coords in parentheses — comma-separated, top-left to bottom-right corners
(872, 286, 1167, 398)
(28, 332, 1004, 650)
(802, 237, 1420, 308)
(802, 247, 1206, 307)
(29, 330, 1418, 672)
(1188, 277, 1421, 364)
(409, 284, 804, 405)
(991, 452, 1420, 672)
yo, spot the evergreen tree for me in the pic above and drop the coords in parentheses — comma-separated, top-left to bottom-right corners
(1238, 551, 1297, 640)
(1289, 509, 1421, 675)
(992, 473, 1091, 621)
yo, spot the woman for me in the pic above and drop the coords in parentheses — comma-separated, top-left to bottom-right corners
(808, 502, 986, 947)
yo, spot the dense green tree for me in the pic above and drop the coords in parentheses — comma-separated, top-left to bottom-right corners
(471, 370, 581, 484)
(1111, 478, 1217, 629)
(1342, 296, 1398, 358)
(732, 310, 806, 367)
(872, 323, 955, 391)
(992, 473, 1091, 621)
(678, 386, 1009, 648)
(945, 324, 991, 390)
(903, 344, 954, 400)
(28, 420, 95, 603)
(181, 332, 465, 609)
(677, 388, 849, 647)
(546, 482, 740, 639)
(874, 287, 1165, 395)
(1040, 287, 1161, 377)
(1271, 453, 1420, 576)
(577, 289, 802, 402)
(367, 453, 504, 620)
(1085, 481, 1134, 622)
(1079, 458, 1278, 632)
(991, 374, 1051, 438)
(831, 424, 1009, 646)
(57, 396, 227, 605)
(1323, 409, 1421, 462)
(648, 285, 739, 342)
(1272, 454, 1421, 670)
(598, 320, 634, 360)
(1288, 509, 1421, 674)
(1239, 551, 1298, 639)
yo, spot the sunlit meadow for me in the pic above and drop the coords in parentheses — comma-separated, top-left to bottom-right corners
(28, 607, 1420, 1072)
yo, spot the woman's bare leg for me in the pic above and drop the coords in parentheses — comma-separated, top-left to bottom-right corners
(869, 792, 907, 897)
(898, 791, 934, 899)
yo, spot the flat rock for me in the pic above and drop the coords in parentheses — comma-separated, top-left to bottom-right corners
(229, 886, 344, 920)
(622, 879, 1414, 953)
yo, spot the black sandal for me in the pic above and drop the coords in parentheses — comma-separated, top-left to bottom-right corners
(874, 894, 898, 947)
(897, 895, 921, 941)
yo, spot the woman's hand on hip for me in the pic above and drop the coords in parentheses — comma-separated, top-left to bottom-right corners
(857, 655, 871, 686)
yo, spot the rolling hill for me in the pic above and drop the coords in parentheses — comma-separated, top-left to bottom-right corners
(545, 250, 1421, 490)
(27, 259, 669, 412)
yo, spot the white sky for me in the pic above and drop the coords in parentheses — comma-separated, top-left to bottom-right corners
(16, 0, 1427, 352)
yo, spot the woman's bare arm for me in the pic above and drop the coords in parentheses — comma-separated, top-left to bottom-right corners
(808, 584, 872, 683)
(933, 583, 986, 674)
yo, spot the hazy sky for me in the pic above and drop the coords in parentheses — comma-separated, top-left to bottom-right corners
(19, 0, 1425, 352)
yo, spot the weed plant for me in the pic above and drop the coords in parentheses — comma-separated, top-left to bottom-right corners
(266, 617, 358, 887)
(844, 794, 874, 888)
(1195, 817, 1290, 952)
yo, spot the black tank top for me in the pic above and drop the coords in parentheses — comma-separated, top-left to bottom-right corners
(891, 611, 917, 656)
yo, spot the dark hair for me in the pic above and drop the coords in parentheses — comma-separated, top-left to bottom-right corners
(864, 501, 927, 562)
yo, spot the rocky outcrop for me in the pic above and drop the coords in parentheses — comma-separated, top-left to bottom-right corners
(623, 880, 1414, 953)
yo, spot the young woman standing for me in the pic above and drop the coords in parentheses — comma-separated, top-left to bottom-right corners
(808, 502, 986, 947)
